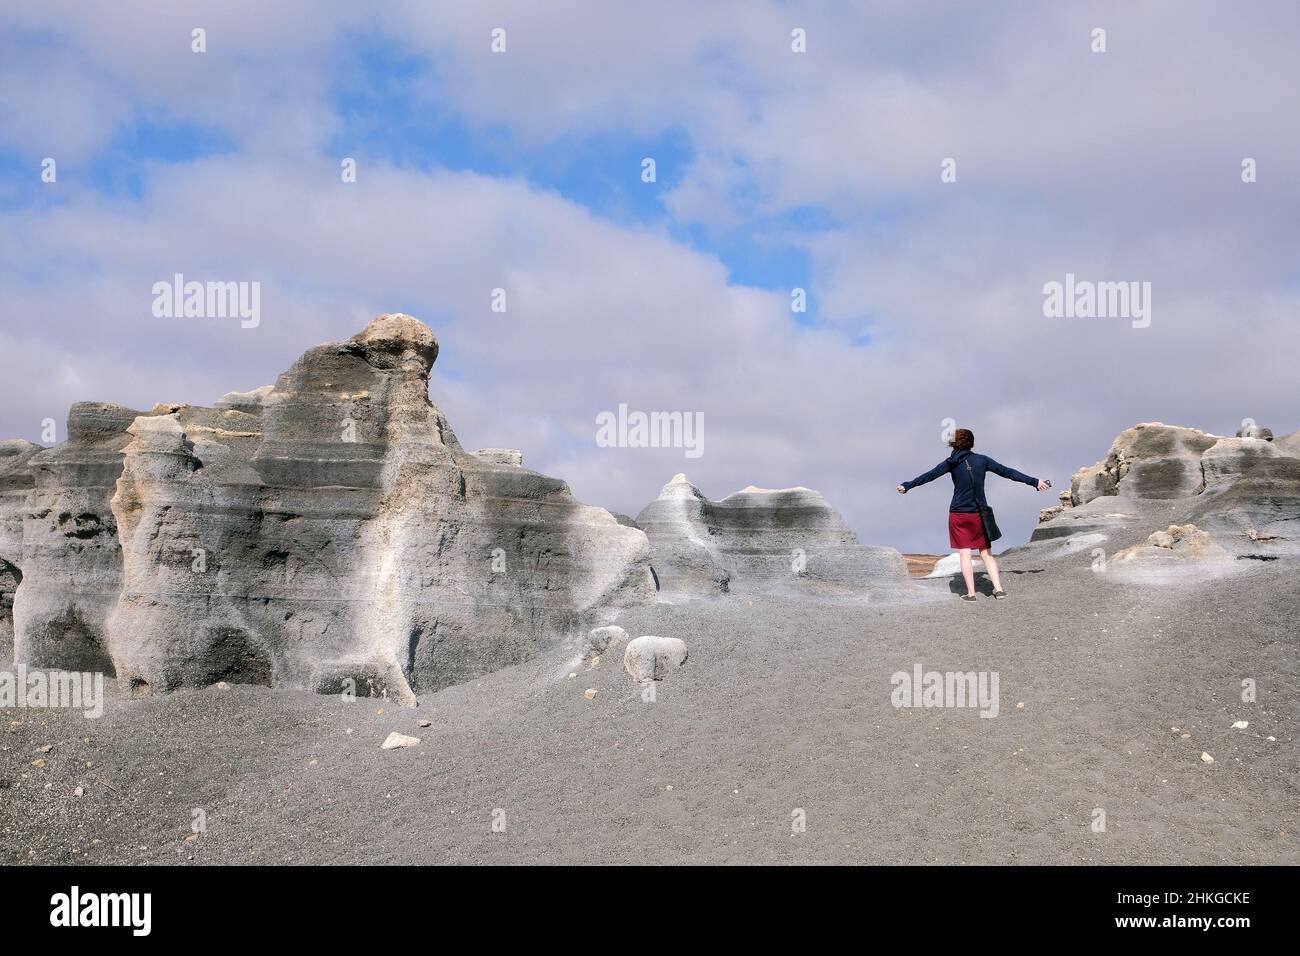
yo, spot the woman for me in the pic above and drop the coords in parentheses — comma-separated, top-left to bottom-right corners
(896, 428, 1049, 601)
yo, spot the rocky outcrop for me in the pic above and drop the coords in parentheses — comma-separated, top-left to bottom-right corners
(475, 448, 523, 467)
(1030, 421, 1300, 577)
(1274, 428, 1300, 458)
(8, 404, 170, 674)
(1200, 437, 1283, 491)
(2, 314, 655, 696)
(0, 440, 42, 660)
(636, 473, 911, 600)
(1068, 423, 1218, 505)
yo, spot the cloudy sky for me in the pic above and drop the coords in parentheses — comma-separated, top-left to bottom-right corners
(2, 1, 1297, 552)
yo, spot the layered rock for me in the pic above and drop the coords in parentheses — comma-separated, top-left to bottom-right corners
(1029, 421, 1300, 577)
(1068, 423, 1219, 505)
(3, 314, 655, 696)
(1274, 427, 1300, 458)
(0, 440, 42, 660)
(475, 448, 523, 467)
(636, 473, 911, 600)
(7, 404, 170, 674)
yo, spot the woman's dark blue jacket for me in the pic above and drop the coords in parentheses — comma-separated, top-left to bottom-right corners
(902, 449, 1037, 513)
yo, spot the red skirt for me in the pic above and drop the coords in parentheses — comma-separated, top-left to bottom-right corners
(949, 511, 989, 550)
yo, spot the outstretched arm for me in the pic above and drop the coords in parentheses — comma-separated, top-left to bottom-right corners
(897, 460, 950, 494)
(985, 457, 1041, 488)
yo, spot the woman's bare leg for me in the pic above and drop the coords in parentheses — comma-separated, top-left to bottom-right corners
(980, 548, 1004, 593)
(958, 548, 976, 596)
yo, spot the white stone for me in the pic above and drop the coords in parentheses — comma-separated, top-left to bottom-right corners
(928, 553, 984, 578)
(623, 635, 688, 682)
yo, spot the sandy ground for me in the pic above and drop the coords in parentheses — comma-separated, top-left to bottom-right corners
(2, 549, 1297, 866)
(904, 554, 943, 577)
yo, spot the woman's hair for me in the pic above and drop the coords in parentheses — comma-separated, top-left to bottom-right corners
(948, 428, 975, 450)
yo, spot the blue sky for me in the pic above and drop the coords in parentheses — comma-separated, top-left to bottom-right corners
(2, 1, 1299, 552)
(325, 36, 823, 314)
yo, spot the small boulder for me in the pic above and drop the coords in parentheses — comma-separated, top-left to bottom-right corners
(1037, 504, 1067, 524)
(381, 732, 421, 750)
(623, 636, 688, 682)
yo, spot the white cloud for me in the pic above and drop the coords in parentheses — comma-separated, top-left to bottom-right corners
(2, 1, 1299, 553)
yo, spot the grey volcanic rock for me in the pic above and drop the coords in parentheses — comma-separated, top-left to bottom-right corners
(0, 439, 42, 549)
(0, 440, 42, 660)
(611, 513, 641, 531)
(1030, 421, 1300, 577)
(635, 474, 732, 597)
(1200, 437, 1281, 491)
(0, 553, 19, 662)
(475, 448, 523, 467)
(636, 473, 910, 600)
(1069, 423, 1218, 505)
(1271, 427, 1300, 457)
(8, 404, 170, 674)
(1187, 441, 1300, 547)
(3, 314, 655, 696)
(214, 384, 274, 414)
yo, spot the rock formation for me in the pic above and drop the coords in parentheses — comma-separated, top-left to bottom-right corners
(0, 440, 42, 660)
(475, 448, 523, 467)
(0, 314, 655, 696)
(636, 473, 911, 600)
(1068, 423, 1219, 503)
(9, 404, 166, 675)
(1027, 422, 1300, 579)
